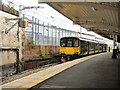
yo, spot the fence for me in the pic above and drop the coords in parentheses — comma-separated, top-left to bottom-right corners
(24, 15, 79, 46)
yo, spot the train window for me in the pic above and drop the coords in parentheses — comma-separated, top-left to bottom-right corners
(60, 39, 66, 47)
(67, 39, 73, 47)
(73, 39, 79, 47)
(60, 38, 79, 47)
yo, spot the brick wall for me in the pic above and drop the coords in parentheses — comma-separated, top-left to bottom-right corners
(23, 45, 60, 61)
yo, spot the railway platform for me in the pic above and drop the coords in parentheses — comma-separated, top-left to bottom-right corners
(1, 52, 120, 89)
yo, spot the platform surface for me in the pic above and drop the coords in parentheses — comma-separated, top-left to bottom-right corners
(1, 52, 119, 89)
(32, 52, 119, 88)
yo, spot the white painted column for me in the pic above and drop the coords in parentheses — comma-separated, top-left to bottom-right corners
(113, 34, 117, 49)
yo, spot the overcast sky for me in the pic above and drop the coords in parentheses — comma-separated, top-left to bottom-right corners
(2, 0, 113, 46)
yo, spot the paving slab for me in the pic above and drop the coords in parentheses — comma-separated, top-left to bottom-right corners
(0, 53, 105, 89)
(32, 52, 119, 88)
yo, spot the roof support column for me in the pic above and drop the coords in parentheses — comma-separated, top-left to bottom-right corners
(113, 34, 117, 49)
(112, 34, 118, 59)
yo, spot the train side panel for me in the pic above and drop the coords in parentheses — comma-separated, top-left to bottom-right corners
(99, 44, 103, 53)
(103, 44, 107, 52)
(89, 42, 95, 54)
(95, 43, 100, 53)
(80, 40, 88, 56)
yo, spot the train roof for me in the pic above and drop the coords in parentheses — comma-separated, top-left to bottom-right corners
(79, 37, 98, 43)
(60, 36, 79, 39)
(60, 36, 107, 44)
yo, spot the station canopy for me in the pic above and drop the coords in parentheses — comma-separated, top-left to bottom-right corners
(38, 1, 120, 42)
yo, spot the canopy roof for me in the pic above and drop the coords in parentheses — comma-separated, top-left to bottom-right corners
(39, 2, 120, 42)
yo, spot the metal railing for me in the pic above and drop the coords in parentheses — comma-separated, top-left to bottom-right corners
(24, 15, 80, 46)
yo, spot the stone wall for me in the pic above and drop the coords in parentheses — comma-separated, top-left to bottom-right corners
(0, 10, 23, 69)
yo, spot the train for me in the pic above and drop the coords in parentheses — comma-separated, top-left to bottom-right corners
(60, 36, 107, 62)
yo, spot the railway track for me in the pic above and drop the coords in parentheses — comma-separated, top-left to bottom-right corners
(1, 52, 104, 85)
(1, 57, 61, 85)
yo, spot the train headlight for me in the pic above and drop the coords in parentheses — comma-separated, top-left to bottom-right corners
(61, 52, 64, 53)
(74, 52, 78, 54)
(61, 52, 65, 55)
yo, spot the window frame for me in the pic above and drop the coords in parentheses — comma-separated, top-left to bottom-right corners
(60, 37, 79, 47)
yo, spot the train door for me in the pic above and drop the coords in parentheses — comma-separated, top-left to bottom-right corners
(80, 40, 88, 56)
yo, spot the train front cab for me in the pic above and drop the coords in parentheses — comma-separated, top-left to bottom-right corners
(60, 37, 80, 62)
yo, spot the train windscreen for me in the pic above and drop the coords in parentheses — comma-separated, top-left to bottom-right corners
(60, 38, 79, 47)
